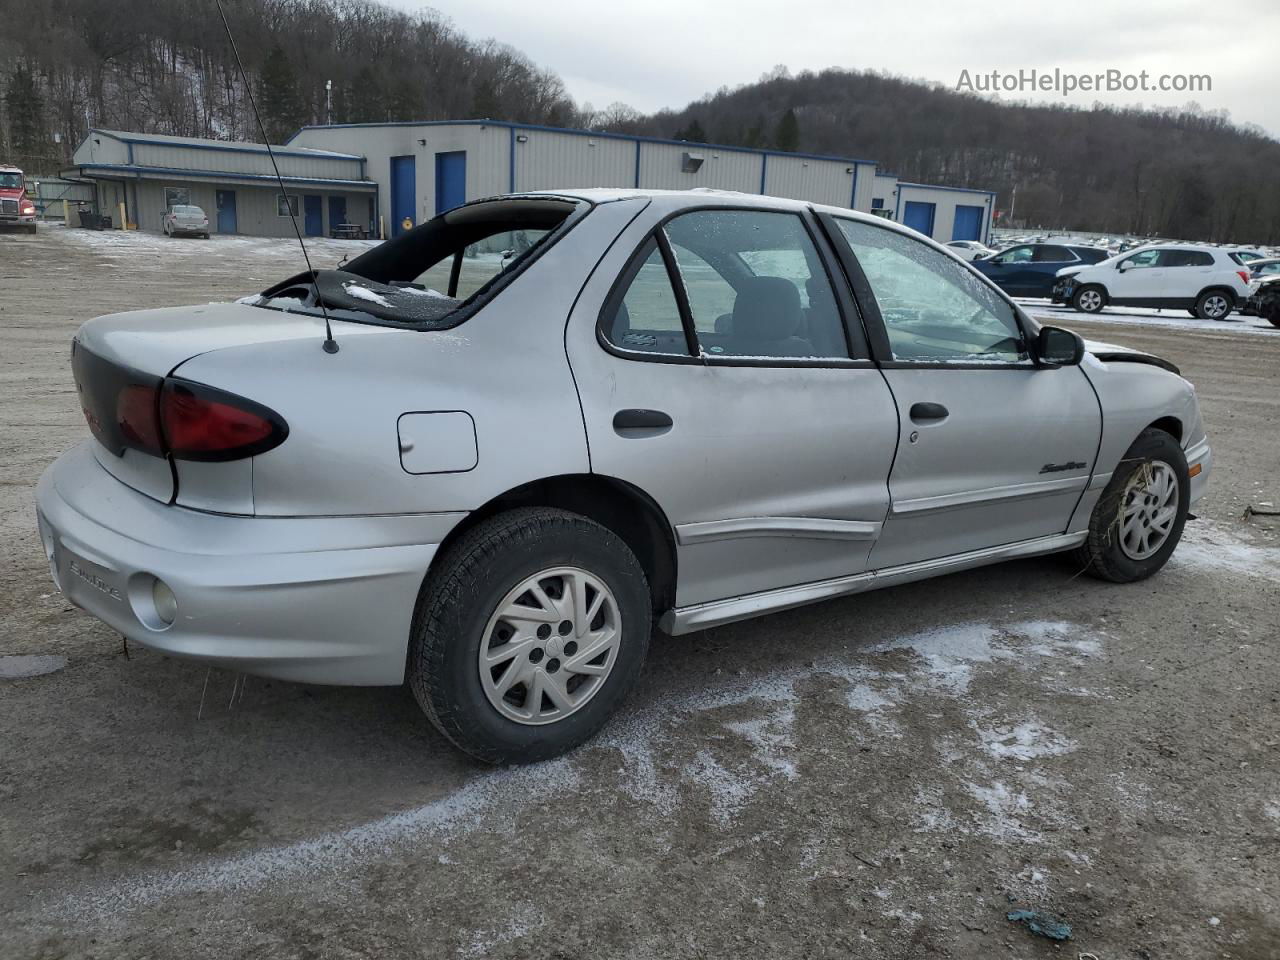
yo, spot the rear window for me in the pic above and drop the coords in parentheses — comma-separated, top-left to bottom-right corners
(251, 197, 583, 328)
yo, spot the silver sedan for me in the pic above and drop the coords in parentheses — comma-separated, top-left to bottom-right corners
(36, 189, 1211, 761)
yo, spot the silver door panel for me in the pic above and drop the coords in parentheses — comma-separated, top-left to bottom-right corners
(870, 365, 1101, 569)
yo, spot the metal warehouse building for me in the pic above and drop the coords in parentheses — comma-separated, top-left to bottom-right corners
(62, 130, 376, 237)
(64, 122, 995, 245)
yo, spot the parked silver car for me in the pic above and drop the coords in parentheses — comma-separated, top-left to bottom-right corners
(36, 189, 1211, 761)
(162, 204, 210, 238)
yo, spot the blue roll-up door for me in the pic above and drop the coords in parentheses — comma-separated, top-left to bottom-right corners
(303, 195, 323, 237)
(952, 204, 984, 242)
(390, 155, 416, 236)
(435, 151, 466, 215)
(902, 201, 937, 237)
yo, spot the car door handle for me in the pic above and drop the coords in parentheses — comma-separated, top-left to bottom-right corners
(613, 409, 673, 434)
(909, 402, 949, 424)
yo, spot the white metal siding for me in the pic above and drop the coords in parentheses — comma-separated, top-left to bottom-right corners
(74, 133, 129, 166)
(764, 155, 854, 208)
(515, 130, 634, 191)
(129, 143, 360, 181)
(639, 142, 761, 193)
(896, 185, 992, 243)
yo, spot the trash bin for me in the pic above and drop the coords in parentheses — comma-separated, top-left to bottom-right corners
(78, 211, 112, 230)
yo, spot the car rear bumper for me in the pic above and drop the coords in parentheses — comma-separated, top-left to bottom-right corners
(35, 442, 465, 685)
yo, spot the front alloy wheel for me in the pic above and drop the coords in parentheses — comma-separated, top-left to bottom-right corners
(1195, 291, 1232, 321)
(1073, 286, 1104, 313)
(1117, 461, 1179, 560)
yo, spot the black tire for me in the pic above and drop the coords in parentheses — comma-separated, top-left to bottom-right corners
(408, 507, 651, 763)
(1072, 428, 1189, 583)
(1194, 289, 1233, 321)
(1186, 309, 1199, 318)
(1072, 285, 1106, 314)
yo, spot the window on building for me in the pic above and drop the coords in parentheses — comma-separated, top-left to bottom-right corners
(165, 187, 190, 209)
(277, 194, 299, 217)
(871, 197, 885, 209)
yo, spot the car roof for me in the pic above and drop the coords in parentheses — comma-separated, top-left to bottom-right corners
(497, 188, 936, 243)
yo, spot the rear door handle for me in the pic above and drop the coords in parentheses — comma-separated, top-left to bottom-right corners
(909, 402, 949, 424)
(613, 408, 673, 434)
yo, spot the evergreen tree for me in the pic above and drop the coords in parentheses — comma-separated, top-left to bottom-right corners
(256, 45, 304, 142)
(673, 118, 707, 143)
(774, 108, 800, 152)
(5, 64, 49, 170)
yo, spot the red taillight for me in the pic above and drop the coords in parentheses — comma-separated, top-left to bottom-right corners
(115, 383, 163, 455)
(1238, 270, 1251, 284)
(159, 379, 287, 461)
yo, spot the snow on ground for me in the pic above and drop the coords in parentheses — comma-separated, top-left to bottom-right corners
(46, 618, 1104, 927)
(1017, 298, 1278, 336)
(46, 221, 380, 266)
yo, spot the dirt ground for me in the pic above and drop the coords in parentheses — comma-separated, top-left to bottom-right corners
(2, 225, 1278, 960)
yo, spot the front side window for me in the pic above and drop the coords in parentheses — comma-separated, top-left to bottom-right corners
(992, 245, 1032, 264)
(1121, 249, 1162, 269)
(664, 210, 849, 359)
(834, 218, 1028, 363)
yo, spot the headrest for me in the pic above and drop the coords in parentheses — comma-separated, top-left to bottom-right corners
(732, 276, 802, 340)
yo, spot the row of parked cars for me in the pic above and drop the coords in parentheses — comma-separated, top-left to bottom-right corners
(944, 237, 1279, 325)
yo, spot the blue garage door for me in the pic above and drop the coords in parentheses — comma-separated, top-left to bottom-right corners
(435, 151, 466, 215)
(390, 155, 416, 236)
(952, 204, 985, 242)
(215, 190, 237, 234)
(303, 195, 322, 237)
(902, 201, 937, 237)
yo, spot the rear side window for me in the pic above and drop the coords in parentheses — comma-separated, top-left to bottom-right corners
(601, 209, 852, 361)
(603, 239, 689, 356)
(1032, 245, 1073, 262)
(1163, 250, 1214, 267)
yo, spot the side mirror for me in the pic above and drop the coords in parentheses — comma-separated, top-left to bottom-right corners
(1037, 326, 1085, 367)
(1117, 260, 1132, 271)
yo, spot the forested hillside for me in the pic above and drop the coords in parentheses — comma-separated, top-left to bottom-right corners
(636, 68, 1280, 243)
(2, 0, 1277, 242)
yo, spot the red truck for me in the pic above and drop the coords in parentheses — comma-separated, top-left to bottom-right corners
(0, 165, 37, 233)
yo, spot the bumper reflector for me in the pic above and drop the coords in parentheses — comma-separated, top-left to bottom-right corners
(1188, 463, 1202, 478)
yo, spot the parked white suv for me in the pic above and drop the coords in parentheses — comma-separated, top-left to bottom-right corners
(1052, 244, 1253, 320)
(944, 239, 994, 261)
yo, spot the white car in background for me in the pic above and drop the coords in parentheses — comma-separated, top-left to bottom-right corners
(944, 240, 994, 261)
(1052, 244, 1253, 320)
(162, 204, 210, 239)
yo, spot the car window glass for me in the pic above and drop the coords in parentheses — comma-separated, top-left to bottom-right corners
(413, 229, 551, 300)
(1163, 250, 1214, 267)
(1032, 245, 1072, 262)
(600, 238, 689, 356)
(993, 245, 1032, 263)
(835, 218, 1028, 363)
(1257, 263, 1280, 275)
(664, 210, 849, 360)
(1122, 249, 1162, 269)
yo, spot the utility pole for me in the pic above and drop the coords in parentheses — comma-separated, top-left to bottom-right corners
(325, 80, 333, 126)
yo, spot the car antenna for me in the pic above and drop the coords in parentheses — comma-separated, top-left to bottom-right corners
(214, 0, 338, 354)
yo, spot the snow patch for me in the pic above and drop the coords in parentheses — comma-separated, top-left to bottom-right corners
(341, 281, 392, 307)
(973, 720, 1077, 761)
(1173, 519, 1280, 580)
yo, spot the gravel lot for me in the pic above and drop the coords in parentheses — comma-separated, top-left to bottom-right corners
(2, 225, 1278, 959)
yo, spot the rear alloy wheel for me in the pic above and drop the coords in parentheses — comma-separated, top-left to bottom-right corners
(1194, 290, 1233, 321)
(1072, 285, 1105, 313)
(408, 507, 651, 763)
(1072, 428, 1189, 582)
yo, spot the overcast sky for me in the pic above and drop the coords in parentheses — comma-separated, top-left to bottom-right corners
(389, 0, 1279, 138)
